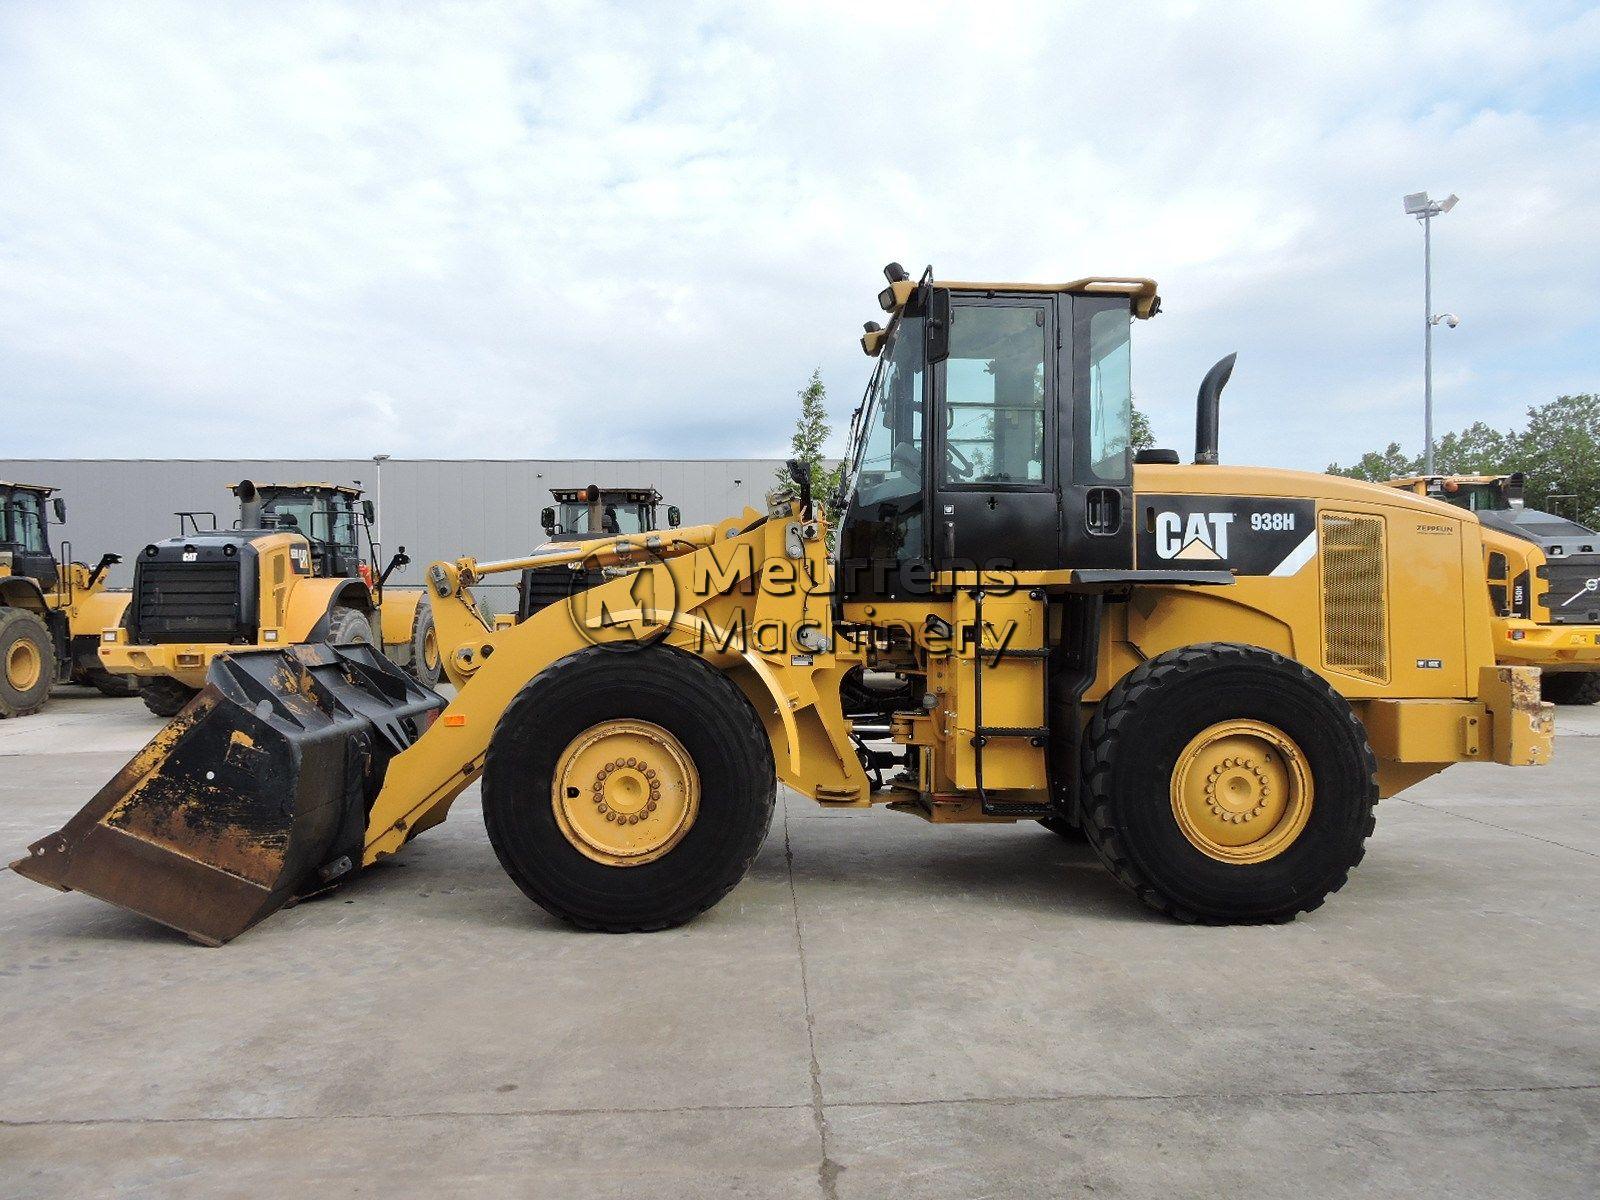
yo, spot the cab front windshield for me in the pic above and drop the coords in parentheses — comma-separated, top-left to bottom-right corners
(260, 493, 359, 550)
(556, 500, 651, 536)
(842, 314, 925, 514)
(1, 489, 47, 553)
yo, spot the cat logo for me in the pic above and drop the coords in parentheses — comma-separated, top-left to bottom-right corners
(1153, 511, 1234, 561)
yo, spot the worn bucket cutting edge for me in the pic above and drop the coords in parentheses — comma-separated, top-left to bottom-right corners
(11, 643, 444, 945)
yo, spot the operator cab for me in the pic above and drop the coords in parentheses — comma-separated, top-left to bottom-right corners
(0, 482, 66, 590)
(836, 266, 1160, 599)
(234, 482, 375, 579)
(539, 486, 681, 543)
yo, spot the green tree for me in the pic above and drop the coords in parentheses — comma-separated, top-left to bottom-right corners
(1130, 401, 1155, 452)
(776, 368, 844, 512)
(1327, 442, 1417, 482)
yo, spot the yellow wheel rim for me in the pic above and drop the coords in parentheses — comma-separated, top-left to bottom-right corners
(6, 638, 42, 692)
(552, 719, 699, 867)
(1171, 719, 1313, 864)
(423, 627, 439, 672)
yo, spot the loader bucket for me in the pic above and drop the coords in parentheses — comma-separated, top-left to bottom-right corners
(11, 643, 444, 945)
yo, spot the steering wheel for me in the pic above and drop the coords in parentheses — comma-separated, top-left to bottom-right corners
(946, 443, 975, 482)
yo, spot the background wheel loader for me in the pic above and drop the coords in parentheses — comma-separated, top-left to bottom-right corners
(99, 480, 442, 718)
(515, 485, 681, 622)
(13, 267, 1552, 944)
(1387, 473, 1600, 704)
(0, 481, 136, 718)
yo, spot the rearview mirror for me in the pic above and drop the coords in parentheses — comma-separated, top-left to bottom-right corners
(362, 499, 375, 523)
(52, 498, 67, 523)
(667, 505, 681, 528)
(540, 506, 556, 534)
(925, 286, 951, 364)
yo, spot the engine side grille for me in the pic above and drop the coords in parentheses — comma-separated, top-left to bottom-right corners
(517, 565, 601, 622)
(1320, 511, 1388, 682)
(135, 560, 244, 643)
(1541, 556, 1600, 625)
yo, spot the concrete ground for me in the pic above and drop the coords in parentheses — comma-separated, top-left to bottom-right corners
(2, 687, 1597, 1199)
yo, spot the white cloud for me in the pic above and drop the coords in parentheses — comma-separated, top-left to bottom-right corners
(0, 0, 1597, 472)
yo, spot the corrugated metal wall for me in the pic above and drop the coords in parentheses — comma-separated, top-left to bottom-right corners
(0, 459, 789, 607)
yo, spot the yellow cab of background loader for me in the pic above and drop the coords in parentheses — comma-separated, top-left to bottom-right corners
(97, 479, 440, 717)
(12, 266, 1554, 945)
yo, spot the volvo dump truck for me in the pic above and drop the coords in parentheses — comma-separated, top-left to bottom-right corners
(516, 485, 681, 622)
(1, 482, 137, 717)
(13, 267, 1552, 944)
(1388, 473, 1600, 704)
(99, 481, 442, 717)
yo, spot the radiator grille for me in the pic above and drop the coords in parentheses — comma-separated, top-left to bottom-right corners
(134, 560, 244, 643)
(1320, 512, 1388, 682)
(517, 565, 601, 622)
(1541, 556, 1600, 625)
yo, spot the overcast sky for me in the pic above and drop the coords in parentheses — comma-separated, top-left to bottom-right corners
(2, 1, 1597, 470)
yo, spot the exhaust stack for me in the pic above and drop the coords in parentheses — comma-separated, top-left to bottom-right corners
(1194, 353, 1237, 465)
(236, 479, 263, 529)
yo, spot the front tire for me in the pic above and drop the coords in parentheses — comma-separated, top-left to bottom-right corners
(0, 609, 55, 718)
(482, 645, 776, 931)
(327, 606, 376, 647)
(1081, 643, 1378, 924)
(1541, 671, 1600, 706)
(141, 676, 197, 718)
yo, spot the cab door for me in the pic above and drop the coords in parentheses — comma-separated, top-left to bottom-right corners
(1061, 295, 1136, 571)
(932, 295, 1059, 572)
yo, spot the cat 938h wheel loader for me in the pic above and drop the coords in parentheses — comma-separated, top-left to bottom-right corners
(12, 267, 1553, 944)
(98, 480, 442, 718)
(1, 481, 137, 717)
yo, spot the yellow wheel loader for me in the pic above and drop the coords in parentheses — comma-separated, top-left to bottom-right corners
(98, 481, 442, 718)
(12, 267, 1553, 944)
(516, 485, 682, 622)
(0, 482, 136, 718)
(1387, 474, 1600, 704)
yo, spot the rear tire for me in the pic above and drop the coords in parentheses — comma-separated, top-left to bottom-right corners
(408, 598, 442, 688)
(327, 606, 376, 647)
(141, 676, 197, 718)
(1541, 671, 1600, 706)
(0, 609, 55, 719)
(1081, 642, 1378, 924)
(482, 645, 776, 931)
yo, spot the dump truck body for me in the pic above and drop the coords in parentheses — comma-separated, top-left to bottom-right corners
(14, 268, 1554, 941)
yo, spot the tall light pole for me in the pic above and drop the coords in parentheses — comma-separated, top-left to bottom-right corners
(371, 453, 390, 549)
(1403, 191, 1459, 475)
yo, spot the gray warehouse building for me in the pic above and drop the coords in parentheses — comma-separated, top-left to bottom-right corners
(0, 458, 789, 615)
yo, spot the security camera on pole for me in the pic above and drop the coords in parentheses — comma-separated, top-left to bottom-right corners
(1403, 191, 1460, 475)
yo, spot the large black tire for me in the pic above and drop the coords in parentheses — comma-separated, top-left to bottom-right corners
(408, 598, 442, 688)
(0, 608, 55, 719)
(326, 606, 376, 647)
(482, 645, 776, 931)
(1081, 643, 1379, 924)
(1541, 671, 1600, 706)
(141, 676, 197, 718)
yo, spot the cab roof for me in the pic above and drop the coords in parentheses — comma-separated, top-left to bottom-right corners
(551, 486, 662, 504)
(862, 270, 1161, 356)
(1389, 474, 1509, 488)
(0, 481, 57, 495)
(228, 482, 364, 498)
